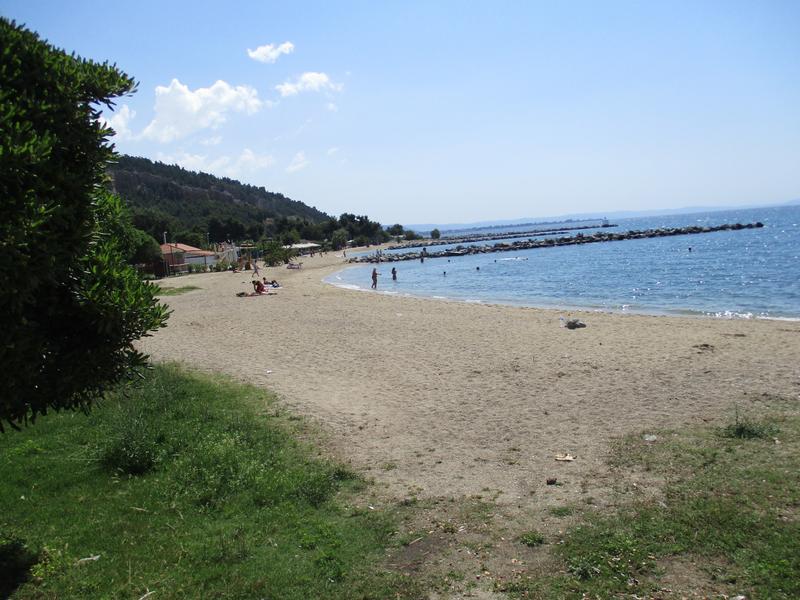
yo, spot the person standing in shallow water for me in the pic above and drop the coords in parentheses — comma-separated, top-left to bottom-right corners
(391, 267, 397, 281)
(371, 267, 378, 289)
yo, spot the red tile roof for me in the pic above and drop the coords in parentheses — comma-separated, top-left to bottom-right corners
(160, 243, 216, 257)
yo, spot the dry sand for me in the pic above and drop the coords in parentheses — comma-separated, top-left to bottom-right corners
(141, 252, 800, 507)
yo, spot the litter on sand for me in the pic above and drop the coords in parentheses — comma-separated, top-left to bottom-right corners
(560, 317, 587, 329)
(555, 454, 576, 461)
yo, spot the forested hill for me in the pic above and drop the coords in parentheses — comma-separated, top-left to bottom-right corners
(109, 155, 330, 244)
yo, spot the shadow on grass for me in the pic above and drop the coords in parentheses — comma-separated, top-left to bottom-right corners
(0, 534, 37, 599)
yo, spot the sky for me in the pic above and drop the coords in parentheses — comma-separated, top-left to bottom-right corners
(3, 1, 800, 225)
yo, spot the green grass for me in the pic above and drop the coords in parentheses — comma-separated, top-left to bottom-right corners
(719, 408, 780, 440)
(518, 531, 545, 547)
(502, 411, 800, 599)
(547, 506, 576, 518)
(0, 365, 421, 599)
(157, 285, 200, 296)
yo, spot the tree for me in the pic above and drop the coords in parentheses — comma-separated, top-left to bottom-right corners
(331, 228, 349, 250)
(258, 240, 295, 266)
(282, 228, 301, 246)
(129, 229, 163, 265)
(387, 224, 404, 236)
(0, 19, 170, 430)
(430, 228, 441, 239)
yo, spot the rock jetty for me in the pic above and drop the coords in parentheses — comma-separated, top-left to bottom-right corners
(389, 222, 617, 252)
(351, 222, 764, 264)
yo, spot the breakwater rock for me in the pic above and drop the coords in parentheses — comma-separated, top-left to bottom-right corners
(388, 222, 617, 252)
(350, 222, 764, 264)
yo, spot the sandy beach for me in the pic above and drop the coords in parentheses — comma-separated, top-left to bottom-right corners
(140, 252, 800, 507)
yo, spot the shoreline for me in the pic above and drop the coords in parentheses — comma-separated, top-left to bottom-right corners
(142, 252, 800, 508)
(323, 264, 800, 322)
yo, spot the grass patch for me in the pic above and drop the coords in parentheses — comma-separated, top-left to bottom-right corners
(720, 408, 779, 440)
(0, 365, 422, 599)
(507, 411, 800, 599)
(548, 505, 576, 518)
(519, 531, 545, 547)
(157, 285, 200, 296)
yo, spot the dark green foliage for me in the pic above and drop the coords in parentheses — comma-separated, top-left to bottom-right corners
(337, 212, 389, 246)
(111, 156, 392, 248)
(430, 228, 441, 239)
(387, 223, 405, 236)
(331, 227, 349, 249)
(0, 19, 169, 430)
(129, 227, 162, 264)
(111, 155, 329, 241)
(259, 239, 295, 266)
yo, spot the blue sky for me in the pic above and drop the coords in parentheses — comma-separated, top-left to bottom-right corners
(4, 1, 799, 224)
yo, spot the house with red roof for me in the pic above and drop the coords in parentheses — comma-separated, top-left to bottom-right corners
(160, 243, 218, 273)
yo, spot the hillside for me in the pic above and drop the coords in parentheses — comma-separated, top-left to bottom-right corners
(109, 155, 330, 243)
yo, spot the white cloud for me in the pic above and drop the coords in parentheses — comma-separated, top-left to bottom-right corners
(286, 151, 309, 173)
(142, 79, 265, 143)
(102, 104, 136, 140)
(326, 102, 338, 112)
(234, 148, 275, 173)
(276, 72, 342, 97)
(158, 148, 274, 179)
(200, 135, 223, 146)
(327, 147, 339, 156)
(247, 41, 294, 64)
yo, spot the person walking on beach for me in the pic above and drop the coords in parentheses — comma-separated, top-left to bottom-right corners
(371, 267, 378, 289)
(391, 267, 397, 281)
(252, 259, 260, 277)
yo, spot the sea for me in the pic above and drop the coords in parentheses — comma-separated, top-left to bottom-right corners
(324, 205, 800, 320)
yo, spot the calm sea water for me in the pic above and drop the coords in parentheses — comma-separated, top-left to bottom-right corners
(325, 205, 800, 319)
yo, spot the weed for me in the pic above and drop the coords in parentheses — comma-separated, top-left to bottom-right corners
(720, 408, 779, 439)
(519, 530, 545, 547)
(548, 505, 576, 517)
(30, 545, 73, 580)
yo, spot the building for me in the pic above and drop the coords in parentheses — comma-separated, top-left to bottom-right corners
(160, 243, 218, 273)
(283, 242, 322, 255)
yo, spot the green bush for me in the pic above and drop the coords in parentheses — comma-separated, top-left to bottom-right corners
(0, 19, 169, 430)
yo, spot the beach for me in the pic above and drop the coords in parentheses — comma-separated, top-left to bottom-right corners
(140, 252, 800, 507)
